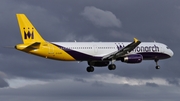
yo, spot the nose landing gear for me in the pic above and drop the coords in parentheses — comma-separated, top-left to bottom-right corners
(155, 59, 160, 69)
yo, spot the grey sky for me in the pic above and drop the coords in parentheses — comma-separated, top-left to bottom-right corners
(0, 0, 180, 101)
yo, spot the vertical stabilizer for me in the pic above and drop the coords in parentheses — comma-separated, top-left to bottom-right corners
(16, 14, 45, 44)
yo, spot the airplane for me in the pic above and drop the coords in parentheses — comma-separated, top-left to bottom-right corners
(15, 14, 174, 72)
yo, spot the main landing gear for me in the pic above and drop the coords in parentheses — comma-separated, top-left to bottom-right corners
(155, 59, 160, 69)
(86, 66, 94, 72)
(86, 64, 116, 72)
(108, 64, 116, 70)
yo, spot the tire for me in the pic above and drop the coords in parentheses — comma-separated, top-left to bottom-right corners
(108, 64, 116, 70)
(86, 66, 94, 72)
(155, 66, 160, 69)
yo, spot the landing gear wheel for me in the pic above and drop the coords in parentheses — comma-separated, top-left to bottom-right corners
(155, 65, 160, 69)
(86, 66, 94, 72)
(108, 64, 116, 70)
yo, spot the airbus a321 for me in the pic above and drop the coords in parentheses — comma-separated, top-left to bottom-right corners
(15, 14, 174, 72)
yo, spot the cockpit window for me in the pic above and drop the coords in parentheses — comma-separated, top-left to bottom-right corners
(166, 46, 170, 49)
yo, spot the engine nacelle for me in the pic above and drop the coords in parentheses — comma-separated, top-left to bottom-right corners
(121, 54, 143, 63)
(88, 61, 109, 67)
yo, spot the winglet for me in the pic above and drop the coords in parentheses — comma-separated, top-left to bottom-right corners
(134, 38, 139, 43)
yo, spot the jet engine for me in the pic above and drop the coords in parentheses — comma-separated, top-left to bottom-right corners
(121, 54, 143, 63)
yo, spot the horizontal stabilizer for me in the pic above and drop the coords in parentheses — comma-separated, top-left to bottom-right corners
(15, 42, 41, 51)
(25, 42, 41, 49)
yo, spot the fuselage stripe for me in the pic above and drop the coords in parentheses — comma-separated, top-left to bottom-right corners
(52, 43, 102, 60)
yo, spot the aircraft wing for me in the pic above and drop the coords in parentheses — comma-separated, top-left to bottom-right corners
(102, 38, 141, 60)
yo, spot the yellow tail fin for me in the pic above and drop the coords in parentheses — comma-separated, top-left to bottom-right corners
(16, 14, 45, 44)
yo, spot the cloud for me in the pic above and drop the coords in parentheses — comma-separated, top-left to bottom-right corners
(0, 71, 9, 88)
(74, 78, 87, 83)
(0, 77, 9, 88)
(0, 69, 9, 88)
(166, 78, 180, 86)
(62, 33, 98, 42)
(84, 74, 170, 86)
(81, 6, 122, 28)
(146, 82, 159, 87)
(0, 77, 180, 101)
(6, 78, 47, 88)
(109, 30, 136, 41)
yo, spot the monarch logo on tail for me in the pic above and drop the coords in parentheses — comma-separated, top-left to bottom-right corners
(24, 28, 34, 39)
(17, 14, 46, 43)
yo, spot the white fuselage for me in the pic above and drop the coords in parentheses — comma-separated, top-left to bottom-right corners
(51, 42, 173, 61)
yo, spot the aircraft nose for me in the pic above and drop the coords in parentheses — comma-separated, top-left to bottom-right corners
(169, 49, 174, 57)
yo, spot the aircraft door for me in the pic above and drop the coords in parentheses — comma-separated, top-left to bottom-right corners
(93, 45, 98, 55)
(48, 43, 54, 54)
